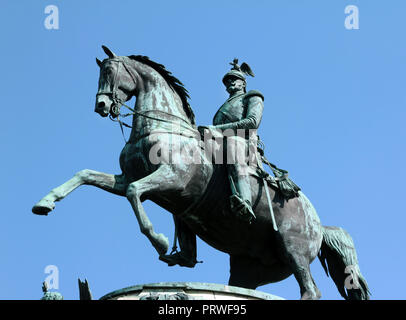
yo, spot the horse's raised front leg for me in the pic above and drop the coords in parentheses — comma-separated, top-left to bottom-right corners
(32, 169, 128, 215)
(126, 165, 187, 257)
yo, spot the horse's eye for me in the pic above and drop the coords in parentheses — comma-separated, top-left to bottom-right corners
(104, 68, 113, 76)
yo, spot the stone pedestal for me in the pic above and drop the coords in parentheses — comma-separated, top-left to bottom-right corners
(100, 282, 284, 300)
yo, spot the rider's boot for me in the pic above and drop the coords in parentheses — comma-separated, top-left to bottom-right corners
(159, 251, 199, 268)
(230, 174, 256, 223)
(159, 217, 201, 268)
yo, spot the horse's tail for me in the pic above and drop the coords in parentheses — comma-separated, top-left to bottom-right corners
(318, 226, 370, 300)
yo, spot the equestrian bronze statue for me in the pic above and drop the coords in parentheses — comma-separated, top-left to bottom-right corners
(32, 46, 370, 300)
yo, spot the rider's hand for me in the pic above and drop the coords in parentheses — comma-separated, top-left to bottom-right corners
(198, 125, 223, 139)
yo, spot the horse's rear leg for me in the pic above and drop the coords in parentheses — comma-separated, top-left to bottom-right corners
(32, 169, 127, 215)
(126, 165, 186, 257)
(228, 255, 263, 289)
(276, 232, 321, 300)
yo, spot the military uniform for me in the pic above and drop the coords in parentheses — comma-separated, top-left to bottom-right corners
(209, 89, 264, 222)
(208, 61, 265, 223)
(213, 90, 264, 132)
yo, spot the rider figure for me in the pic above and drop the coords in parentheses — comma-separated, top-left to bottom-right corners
(159, 58, 265, 267)
(210, 58, 264, 222)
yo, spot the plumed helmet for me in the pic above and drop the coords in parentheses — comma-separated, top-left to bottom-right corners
(222, 58, 255, 85)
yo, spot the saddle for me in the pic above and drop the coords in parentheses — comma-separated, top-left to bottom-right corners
(196, 131, 301, 200)
(256, 140, 301, 200)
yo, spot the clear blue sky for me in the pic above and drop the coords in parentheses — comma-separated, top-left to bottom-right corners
(1, 0, 405, 300)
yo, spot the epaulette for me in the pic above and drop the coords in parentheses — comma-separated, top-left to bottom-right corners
(244, 90, 264, 101)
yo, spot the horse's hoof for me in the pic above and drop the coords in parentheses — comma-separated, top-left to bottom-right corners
(32, 199, 55, 215)
(300, 290, 321, 300)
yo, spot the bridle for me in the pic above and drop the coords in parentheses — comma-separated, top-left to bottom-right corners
(96, 58, 137, 118)
(96, 58, 197, 143)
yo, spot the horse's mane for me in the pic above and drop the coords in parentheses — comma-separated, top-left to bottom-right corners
(128, 55, 195, 125)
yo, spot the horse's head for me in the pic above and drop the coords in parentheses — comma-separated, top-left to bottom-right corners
(95, 46, 138, 118)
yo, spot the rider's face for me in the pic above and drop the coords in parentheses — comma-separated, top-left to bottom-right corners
(225, 77, 245, 94)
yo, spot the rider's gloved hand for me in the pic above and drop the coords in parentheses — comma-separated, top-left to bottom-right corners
(198, 125, 223, 139)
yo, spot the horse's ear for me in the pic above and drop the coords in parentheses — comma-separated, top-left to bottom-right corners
(102, 45, 117, 58)
(96, 58, 102, 68)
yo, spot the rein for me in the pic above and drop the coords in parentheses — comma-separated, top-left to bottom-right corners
(97, 58, 197, 143)
(110, 101, 198, 143)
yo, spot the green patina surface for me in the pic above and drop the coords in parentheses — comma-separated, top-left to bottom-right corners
(32, 47, 370, 300)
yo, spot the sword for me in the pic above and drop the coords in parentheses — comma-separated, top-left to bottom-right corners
(263, 177, 278, 231)
(255, 152, 278, 231)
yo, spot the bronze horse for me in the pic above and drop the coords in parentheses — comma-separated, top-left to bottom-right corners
(32, 46, 370, 300)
